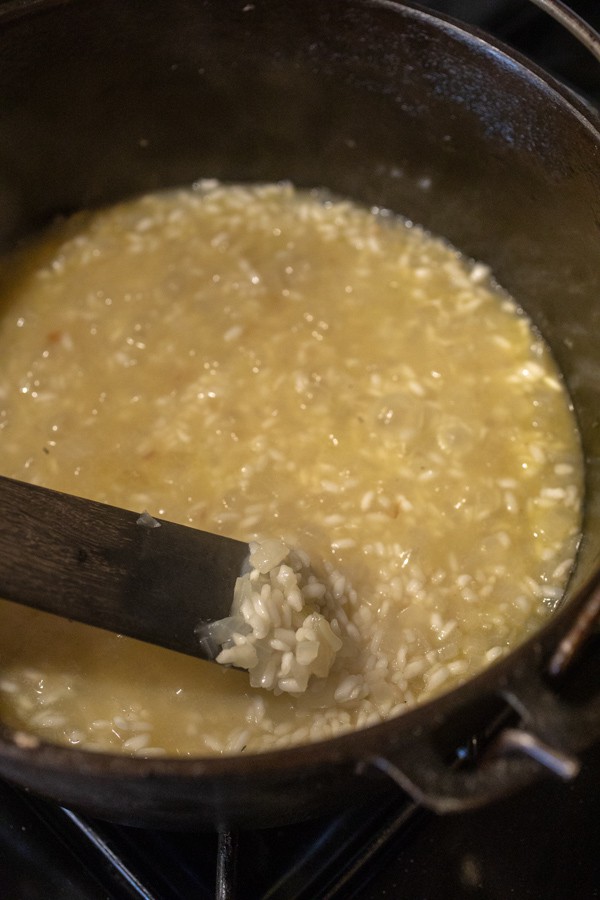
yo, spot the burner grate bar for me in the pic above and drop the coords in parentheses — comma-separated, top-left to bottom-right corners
(216, 830, 239, 900)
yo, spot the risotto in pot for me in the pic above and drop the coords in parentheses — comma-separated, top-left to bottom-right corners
(0, 182, 583, 757)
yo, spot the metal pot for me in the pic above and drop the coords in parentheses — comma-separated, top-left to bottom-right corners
(0, 0, 598, 829)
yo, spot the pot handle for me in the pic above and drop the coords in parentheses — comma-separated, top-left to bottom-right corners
(359, 579, 600, 813)
(527, 0, 600, 63)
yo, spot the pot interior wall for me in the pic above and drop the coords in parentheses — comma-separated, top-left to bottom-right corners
(2, 0, 599, 589)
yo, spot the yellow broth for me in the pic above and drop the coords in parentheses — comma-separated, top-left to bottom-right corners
(0, 182, 583, 756)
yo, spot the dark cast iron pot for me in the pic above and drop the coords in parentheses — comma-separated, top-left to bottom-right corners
(0, 0, 598, 830)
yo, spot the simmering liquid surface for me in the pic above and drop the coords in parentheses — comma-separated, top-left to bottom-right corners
(0, 183, 583, 756)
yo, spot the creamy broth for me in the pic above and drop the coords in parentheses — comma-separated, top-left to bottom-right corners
(0, 182, 583, 756)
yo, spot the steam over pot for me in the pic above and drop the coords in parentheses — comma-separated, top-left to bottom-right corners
(0, 0, 598, 828)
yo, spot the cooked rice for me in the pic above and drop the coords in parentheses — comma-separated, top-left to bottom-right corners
(0, 181, 583, 758)
(201, 539, 343, 694)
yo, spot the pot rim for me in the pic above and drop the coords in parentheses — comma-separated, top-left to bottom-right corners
(380, 0, 600, 135)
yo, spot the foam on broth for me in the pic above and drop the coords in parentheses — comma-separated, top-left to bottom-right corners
(0, 182, 583, 756)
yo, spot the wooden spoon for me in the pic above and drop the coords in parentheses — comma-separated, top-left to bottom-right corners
(0, 475, 250, 661)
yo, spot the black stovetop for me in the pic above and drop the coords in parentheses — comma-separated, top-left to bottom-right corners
(1, 742, 598, 898)
(1, 3, 599, 898)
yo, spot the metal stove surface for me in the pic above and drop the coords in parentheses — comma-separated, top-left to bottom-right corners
(1, 2, 599, 898)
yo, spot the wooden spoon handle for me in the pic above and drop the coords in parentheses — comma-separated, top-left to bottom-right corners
(0, 475, 249, 660)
